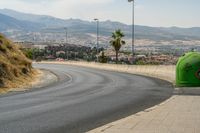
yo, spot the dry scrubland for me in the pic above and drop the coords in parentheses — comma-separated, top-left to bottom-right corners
(0, 34, 38, 93)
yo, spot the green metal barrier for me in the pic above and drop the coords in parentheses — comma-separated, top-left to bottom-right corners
(176, 52, 200, 87)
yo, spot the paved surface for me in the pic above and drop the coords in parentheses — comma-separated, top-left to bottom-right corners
(30, 69, 58, 89)
(41, 61, 175, 83)
(88, 95, 200, 133)
(0, 64, 173, 133)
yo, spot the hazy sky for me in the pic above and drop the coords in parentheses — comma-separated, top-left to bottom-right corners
(0, 0, 199, 27)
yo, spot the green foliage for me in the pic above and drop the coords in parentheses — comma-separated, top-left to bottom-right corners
(0, 44, 7, 53)
(136, 60, 160, 65)
(110, 29, 126, 64)
(136, 60, 146, 65)
(58, 53, 65, 58)
(99, 51, 108, 63)
(22, 49, 33, 59)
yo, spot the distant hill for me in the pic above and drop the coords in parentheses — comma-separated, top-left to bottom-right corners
(1, 8, 200, 42)
(0, 13, 43, 31)
(0, 8, 92, 28)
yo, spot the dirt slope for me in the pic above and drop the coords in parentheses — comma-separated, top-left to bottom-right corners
(0, 33, 37, 91)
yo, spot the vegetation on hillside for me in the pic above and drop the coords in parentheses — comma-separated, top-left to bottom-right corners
(0, 34, 34, 89)
(22, 48, 33, 59)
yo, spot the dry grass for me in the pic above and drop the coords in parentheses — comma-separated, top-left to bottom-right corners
(41, 61, 175, 83)
(0, 33, 38, 93)
(0, 69, 41, 94)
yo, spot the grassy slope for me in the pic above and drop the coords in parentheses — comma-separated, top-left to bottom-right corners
(0, 34, 38, 91)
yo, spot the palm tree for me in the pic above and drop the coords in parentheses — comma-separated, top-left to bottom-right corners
(110, 29, 126, 64)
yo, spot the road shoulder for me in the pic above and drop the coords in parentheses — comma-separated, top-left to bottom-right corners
(0, 69, 58, 94)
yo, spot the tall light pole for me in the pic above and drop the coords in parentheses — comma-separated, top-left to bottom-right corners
(128, 0, 135, 58)
(64, 27, 68, 44)
(64, 27, 68, 60)
(94, 18, 99, 62)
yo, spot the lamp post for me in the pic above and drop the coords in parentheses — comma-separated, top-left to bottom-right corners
(64, 27, 68, 44)
(94, 18, 99, 62)
(64, 27, 68, 60)
(128, 0, 135, 59)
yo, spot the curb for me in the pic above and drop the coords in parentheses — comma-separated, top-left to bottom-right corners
(174, 87, 200, 95)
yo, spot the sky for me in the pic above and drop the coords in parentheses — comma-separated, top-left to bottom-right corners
(0, 0, 199, 27)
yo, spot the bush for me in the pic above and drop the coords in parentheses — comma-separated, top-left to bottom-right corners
(136, 60, 146, 65)
(22, 68, 28, 74)
(13, 68, 19, 77)
(99, 52, 108, 63)
(0, 79, 4, 87)
(0, 39, 3, 45)
(0, 45, 7, 53)
(22, 49, 33, 59)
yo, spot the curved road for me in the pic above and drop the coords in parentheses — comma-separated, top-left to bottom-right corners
(0, 64, 173, 133)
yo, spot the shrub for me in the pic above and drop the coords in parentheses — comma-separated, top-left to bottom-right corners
(22, 68, 28, 74)
(0, 45, 7, 53)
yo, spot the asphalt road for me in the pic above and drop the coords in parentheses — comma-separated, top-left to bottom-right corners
(0, 64, 173, 133)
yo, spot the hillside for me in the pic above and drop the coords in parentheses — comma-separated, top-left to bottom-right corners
(0, 13, 43, 31)
(0, 33, 37, 91)
(1, 9, 200, 44)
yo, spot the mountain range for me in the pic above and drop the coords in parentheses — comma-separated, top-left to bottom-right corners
(1, 8, 200, 43)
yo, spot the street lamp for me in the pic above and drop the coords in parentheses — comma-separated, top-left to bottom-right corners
(64, 27, 68, 44)
(64, 27, 68, 60)
(128, 0, 135, 58)
(94, 18, 99, 62)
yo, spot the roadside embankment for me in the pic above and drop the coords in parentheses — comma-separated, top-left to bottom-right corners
(0, 34, 57, 94)
(0, 33, 34, 93)
(40, 61, 175, 83)
(0, 69, 58, 94)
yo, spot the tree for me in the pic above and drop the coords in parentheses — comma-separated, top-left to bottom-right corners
(110, 29, 126, 64)
(99, 51, 108, 63)
(22, 48, 33, 59)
